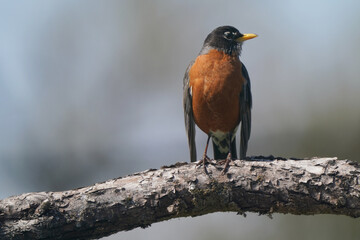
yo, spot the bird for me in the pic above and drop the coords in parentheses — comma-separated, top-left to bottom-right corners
(183, 26, 257, 171)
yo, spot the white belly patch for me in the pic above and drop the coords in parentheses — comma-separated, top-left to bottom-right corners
(210, 127, 238, 153)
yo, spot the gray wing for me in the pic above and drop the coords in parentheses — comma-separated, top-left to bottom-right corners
(183, 61, 197, 162)
(239, 63, 252, 159)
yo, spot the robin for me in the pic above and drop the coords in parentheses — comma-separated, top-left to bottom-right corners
(183, 26, 257, 171)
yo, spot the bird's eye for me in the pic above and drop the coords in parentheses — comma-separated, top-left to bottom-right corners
(223, 31, 232, 40)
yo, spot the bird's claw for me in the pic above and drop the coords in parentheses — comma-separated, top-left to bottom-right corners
(220, 153, 232, 175)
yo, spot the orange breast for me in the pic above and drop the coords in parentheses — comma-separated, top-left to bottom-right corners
(189, 49, 244, 134)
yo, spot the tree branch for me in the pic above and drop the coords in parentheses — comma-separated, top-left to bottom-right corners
(1, 156, 360, 240)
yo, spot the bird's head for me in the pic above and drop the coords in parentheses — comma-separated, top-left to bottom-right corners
(202, 26, 257, 56)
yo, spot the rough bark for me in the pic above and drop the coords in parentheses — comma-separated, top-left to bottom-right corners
(1, 156, 360, 240)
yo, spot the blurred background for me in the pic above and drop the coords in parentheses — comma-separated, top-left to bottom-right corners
(1, 0, 359, 239)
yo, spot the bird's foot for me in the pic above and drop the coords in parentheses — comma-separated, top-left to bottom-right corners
(197, 155, 211, 166)
(197, 155, 212, 173)
(220, 153, 232, 174)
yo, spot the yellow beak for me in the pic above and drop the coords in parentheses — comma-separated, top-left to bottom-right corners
(236, 33, 258, 42)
